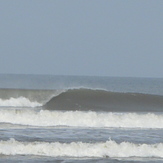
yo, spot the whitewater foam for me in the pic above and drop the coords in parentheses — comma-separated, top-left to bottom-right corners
(0, 97, 42, 107)
(0, 110, 163, 128)
(0, 139, 163, 158)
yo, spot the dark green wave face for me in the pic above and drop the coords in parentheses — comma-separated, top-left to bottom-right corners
(44, 88, 163, 112)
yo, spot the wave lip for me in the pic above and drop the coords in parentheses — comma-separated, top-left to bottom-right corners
(0, 139, 163, 158)
(0, 110, 163, 128)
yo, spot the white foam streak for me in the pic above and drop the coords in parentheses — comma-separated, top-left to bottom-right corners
(0, 97, 42, 107)
(0, 139, 163, 158)
(0, 110, 163, 128)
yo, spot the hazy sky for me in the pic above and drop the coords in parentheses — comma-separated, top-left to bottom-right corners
(0, 0, 163, 78)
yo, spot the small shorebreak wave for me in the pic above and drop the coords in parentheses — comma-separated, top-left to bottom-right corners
(0, 88, 163, 112)
(1, 138, 163, 158)
(0, 110, 163, 128)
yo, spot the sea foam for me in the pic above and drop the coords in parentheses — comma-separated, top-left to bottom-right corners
(0, 97, 42, 107)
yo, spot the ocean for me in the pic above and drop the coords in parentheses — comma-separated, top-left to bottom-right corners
(0, 74, 163, 163)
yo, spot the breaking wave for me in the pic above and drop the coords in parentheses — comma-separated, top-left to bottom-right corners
(1, 88, 163, 111)
(0, 88, 62, 108)
(0, 139, 163, 158)
(0, 109, 163, 128)
(0, 97, 42, 107)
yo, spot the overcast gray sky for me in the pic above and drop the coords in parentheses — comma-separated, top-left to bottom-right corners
(0, 0, 163, 77)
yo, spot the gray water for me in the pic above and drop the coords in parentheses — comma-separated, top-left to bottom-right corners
(0, 74, 163, 162)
